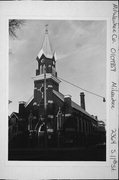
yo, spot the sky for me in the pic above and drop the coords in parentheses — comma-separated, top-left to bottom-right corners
(9, 20, 106, 121)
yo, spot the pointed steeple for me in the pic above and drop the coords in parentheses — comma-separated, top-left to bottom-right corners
(37, 25, 53, 59)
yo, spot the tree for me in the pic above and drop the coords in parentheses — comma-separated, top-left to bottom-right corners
(9, 19, 24, 38)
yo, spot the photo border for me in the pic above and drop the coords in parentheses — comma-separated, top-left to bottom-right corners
(0, 1, 118, 179)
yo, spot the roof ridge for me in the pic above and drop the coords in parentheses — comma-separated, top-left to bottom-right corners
(53, 90, 97, 120)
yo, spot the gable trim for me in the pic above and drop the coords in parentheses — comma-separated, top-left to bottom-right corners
(25, 95, 34, 108)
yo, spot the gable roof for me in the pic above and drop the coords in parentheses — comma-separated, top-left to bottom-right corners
(10, 112, 19, 119)
(25, 95, 34, 108)
(53, 90, 96, 121)
(24, 90, 97, 121)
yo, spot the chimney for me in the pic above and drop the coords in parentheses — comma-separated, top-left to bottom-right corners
(19, 101, 26, 118)
(80, 92, 85, 110)
(64, 95, 72, 114)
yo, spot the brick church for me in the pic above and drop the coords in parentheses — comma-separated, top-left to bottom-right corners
(9, 26, 106, 148)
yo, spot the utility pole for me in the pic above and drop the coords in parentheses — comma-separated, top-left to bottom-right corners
(44, 64, 47, 148)
(44, 65, 47, 114)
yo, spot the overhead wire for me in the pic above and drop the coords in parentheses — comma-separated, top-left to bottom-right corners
(58, 76, 106, 102)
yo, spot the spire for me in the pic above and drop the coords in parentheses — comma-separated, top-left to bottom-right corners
(37, 25, 53, 59)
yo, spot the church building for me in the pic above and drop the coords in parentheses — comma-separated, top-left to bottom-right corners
(9, 26, 106, 148)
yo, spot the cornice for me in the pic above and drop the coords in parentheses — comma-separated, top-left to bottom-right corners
(32, 73, 61, 84)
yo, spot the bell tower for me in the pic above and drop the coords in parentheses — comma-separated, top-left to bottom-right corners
(33, 25, 61, 109)
(36, 25, 57, 77)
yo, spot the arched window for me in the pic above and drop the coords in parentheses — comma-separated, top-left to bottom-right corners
(40, 65, 43, 74)
(57, 107, 62, 130)
(52, 66, 56, 76)
(80, 118, 83, 132)
(83, 120, 86, 134)
(86, 121, 88, 134)
(48, 65, 52, 73)
(43, 64, 46, 74)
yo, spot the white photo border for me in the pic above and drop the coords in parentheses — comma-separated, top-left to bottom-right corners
(0, 1, 118, 179)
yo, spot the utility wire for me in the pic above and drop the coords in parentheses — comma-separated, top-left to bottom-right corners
(58, 76, 106, 102)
